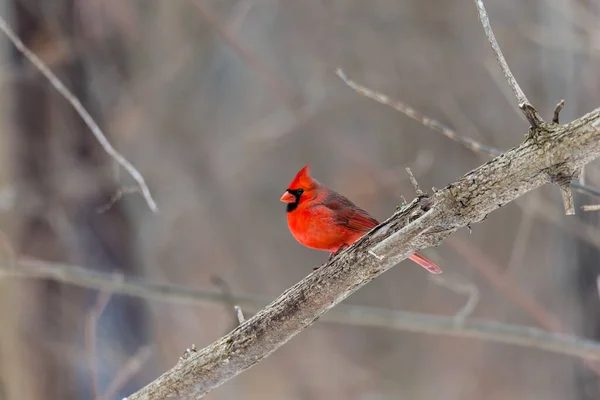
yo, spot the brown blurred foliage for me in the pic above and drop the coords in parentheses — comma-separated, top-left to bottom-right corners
(0, 0, 600, 399)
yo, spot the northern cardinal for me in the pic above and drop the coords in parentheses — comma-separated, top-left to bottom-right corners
(280, 165, 441, 274)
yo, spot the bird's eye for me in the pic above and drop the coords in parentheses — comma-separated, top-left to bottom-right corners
(297, 189, 304, 195)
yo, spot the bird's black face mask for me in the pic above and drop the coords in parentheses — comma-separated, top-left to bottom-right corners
(285, 188, 304, 212)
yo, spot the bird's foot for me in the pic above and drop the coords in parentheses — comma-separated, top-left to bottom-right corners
(329, 244, 349, 260)
(314, 245, 350, 271)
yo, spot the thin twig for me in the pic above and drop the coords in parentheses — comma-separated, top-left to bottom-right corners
(336, 68, 502, 157)
(99, 346, 152, 400)
(581, 204, 600, 212)
(429, 273, 480, 320)
(552, 170, 579, 216)
(234, 305, 245, 324)
(0, 16, 158, 213)
(179, 344, 198, 362)
(553, 99, 565, 124)
(449, 236, 564, 332)
(571, 181, 600, 197)
(191, 0, 295, 106)
(211, 275, 253, 327)
(473, 0, 543, 128)
(97, 186, 140, 214)
(86, 292, 113, 400)
(559, 183, 576, 215)
(405, 167, 423, 196)
(483, 58, 531, 127)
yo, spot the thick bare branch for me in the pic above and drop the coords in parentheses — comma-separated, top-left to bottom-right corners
(0, 16, 158, 213)
(121, 105, 600, 399)
(473, 0, 544, 128)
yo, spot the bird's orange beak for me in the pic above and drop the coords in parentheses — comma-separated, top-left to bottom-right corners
(280, 191, 295, 203)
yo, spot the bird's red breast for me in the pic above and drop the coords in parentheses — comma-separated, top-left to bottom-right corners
(281, 165, 442, 274)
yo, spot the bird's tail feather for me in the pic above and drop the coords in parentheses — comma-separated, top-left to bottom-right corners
(408, 253, 442, 274)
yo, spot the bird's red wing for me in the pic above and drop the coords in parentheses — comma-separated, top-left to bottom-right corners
(322, 192, 379, 232)
(343, 209, 380, 232)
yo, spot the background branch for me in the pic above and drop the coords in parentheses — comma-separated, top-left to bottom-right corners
(1, 258, 599, 362)
(0, 15, 158, 213)
(335, 69, 600, 199)
(473, 0, 544, 128)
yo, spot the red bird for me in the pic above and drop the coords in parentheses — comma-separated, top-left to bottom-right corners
(280, 165, 441, 274)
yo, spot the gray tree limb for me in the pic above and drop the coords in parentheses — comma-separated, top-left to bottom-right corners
(125, 108, 600, 399)
(3, 258, 600, 362)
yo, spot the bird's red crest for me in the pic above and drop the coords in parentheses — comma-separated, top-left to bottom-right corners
(287, 165, 318, 190)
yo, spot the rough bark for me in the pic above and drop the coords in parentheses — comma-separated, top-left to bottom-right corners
(127, 109, 600, 399)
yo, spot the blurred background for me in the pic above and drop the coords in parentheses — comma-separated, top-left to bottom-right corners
(0, 0, 599, 399)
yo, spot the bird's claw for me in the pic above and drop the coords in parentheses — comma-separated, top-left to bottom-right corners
(329, 244, 349, 261)
(314, 245, 351, 271)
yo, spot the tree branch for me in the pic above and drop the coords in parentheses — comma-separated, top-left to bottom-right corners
(3, 258, 599, 364)
(0, 15, 159, 213)
(582, 204, 600, 212)
(559, 183, 576, 215)
(405, 167, 424, 196)
(473, 0, 544, 128)
(553, 99, 565, 124)
(335, 68, 503, 158)
(429, 273, 480, 320)
(119, 104, 600, 398)
(234, 306, 245, 324)
(0, 257, 259, 309)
